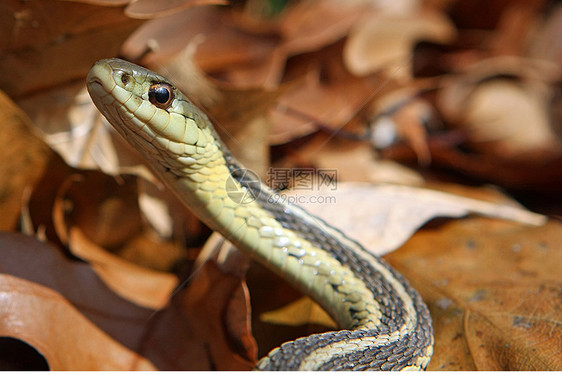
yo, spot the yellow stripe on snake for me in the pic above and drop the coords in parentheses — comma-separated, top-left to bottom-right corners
(87, 58, 433, 371)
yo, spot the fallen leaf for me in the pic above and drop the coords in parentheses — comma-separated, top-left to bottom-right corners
(527, 4, 562, 66)
(459, 78, 557, 156)
(487, 2, 542, 57)
(43, 168, 183, 308)
(124, 0, 228, 19)
(386, 217, 562, 370)
(285, 132, 425, 186)
(435, 57, 560, 155)
(67, 228, 178, 309)
(0, 231, 255, 370)
(53, 171, 143, 249)
(16, 83, 134, 174)
(181, 261, 257, 369)
(0, 273, 156, 370)
(259, 296, 336, 330)
(0, 91, 54, 230)
(344, 10, 456, 79)
(269, 52, 386, 144)
(0, 0, 143, 98)
(383, 139, 562, 193)
(283, 182, 545, 256)
(123, 0, 370, 88)
(121, 6, 277, 81)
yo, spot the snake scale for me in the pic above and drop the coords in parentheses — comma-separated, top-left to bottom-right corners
(87, 58, 433, 370)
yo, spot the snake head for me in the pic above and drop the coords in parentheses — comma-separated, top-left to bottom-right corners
(87, 58, 214, 160)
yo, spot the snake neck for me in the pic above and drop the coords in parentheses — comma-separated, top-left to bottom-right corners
(143, 126, 417, 334)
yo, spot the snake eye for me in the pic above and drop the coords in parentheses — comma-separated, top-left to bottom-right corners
(148, 83, 174, 109)
(121, 73, 130, 85)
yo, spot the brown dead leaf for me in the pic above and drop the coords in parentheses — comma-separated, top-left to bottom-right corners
(0, 231, 255, 370)
(259, 296, 336, 330)
(287, 133, 424, 186)
(181, 260, 256, 369)
(384, 139, 562, 193)
(283, 182, 545, 256)
(487, 2, 541, 57)
(0, 0, 143, 98)
(528, 4, 562, 66)
(53, 171, 143, 249)
(238, 0, 370, 87)
(245, 259, 333, 359)
(16, 83, 138, 175)
(190, 233, 257, 366)
(436, 57, 560, 155)
(386, 217, 562, 370)
(0, 273, 156, 370)
(269, 51, 385, 144)
(42, 168, 185, 308)
(62, 0, 130, 5)
(122, 6, 277, 81)
(124, 0, 228, 19)
(462, 79, 556, 155)
(438, 68, 560, 157)
(344, 10, 456, 79)
(0, 91, 54, 231)
(67, 228, 178, 309)
(123, 1, 369, 88)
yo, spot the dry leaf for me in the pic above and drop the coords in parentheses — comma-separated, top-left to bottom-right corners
(181, 260, 257, 369)
(527, 4, 562, 66)
(260, 296, 337, 330)
(0, 273, 156, 370)
(121, 6, 277, 80)
(436, 57, 560, 157)
(53, 171, 143, 249)
(0, 231, 254, 370)
(284, 182, 545, 256)
(124, 0, 228, 19)
(245, 0, 370, 87)
(0, 0, 143, 98)
(487, 2, 541, 57)
(289, 133, 425, 186)
(461, 79, 557, 155)
(62, 0, 131, 5)
(386, 217, 562, 370)
(16, 84, 134, 174)
(384, 140, 562, 193)
(123, 1, 369, 88)
(67, 228, 178, 309)
(45, 169, 182, 308)
(0, 91, 54, 230)
(344, 10, 456, 79)
(269, 53, 385, 144)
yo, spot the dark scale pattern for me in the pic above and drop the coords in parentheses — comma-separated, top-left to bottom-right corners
(250, 183, 408, 328)
(224, 151, 434, 370)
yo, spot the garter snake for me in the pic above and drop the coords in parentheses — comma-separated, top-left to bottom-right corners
(87, 58, 433, 370)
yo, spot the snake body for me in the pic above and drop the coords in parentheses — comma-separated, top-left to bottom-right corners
(87, 58, 433, 370)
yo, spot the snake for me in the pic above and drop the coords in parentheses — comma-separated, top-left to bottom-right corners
(86, 58, 433, 370)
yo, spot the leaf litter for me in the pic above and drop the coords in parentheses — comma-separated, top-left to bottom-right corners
(0, 0, 561, 370)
